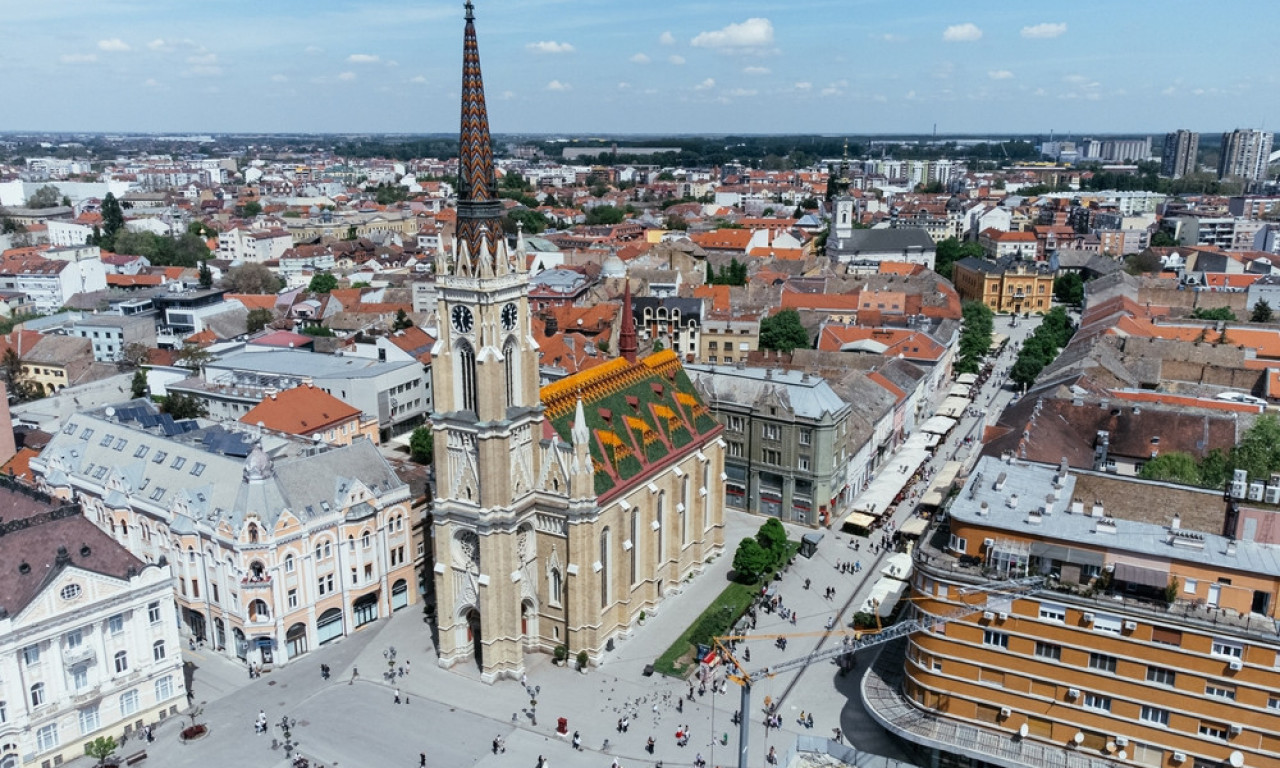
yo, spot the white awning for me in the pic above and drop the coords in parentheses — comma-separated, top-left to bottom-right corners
(881, 552, 913, 581)
(937, 396, 969, 418)
(948, 384, 972, 398)
(898, 517, 929, 538)
(920, 415, 958, 435)
(864, 577, 909, 617)
(956, 373, 978, 385)
(841, 511, 878, 532)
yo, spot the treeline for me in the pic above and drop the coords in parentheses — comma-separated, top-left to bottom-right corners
(1009, 307, 1076, 389)
(955, 301, 994, 374)
(1141, 414, 1280, 491)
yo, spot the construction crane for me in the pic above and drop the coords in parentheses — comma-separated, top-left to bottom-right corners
(715, 575, 1046, 768)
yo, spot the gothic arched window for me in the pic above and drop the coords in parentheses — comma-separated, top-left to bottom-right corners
(457, 341, 478, 414)
(599, 526, 611, 608)
(503, 337, 519, 410)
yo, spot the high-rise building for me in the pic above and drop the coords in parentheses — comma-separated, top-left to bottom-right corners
(428, 1, 726, 682)
(1219, 129, 1275, 182)
(865, 455, 1280, 768)
(1162, 130, 1200, 178)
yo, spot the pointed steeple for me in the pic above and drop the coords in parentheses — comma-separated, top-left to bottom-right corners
(618, 280, 638, 364)
(455, 0, 504, 276)
(571, 395, 590, 445)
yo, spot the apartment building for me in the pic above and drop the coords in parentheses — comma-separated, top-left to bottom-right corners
(30, 401, 421, 669)
(215, 227, 292, 264)
(0, 481, 184, 768)
(1162, 131, 1200, 179)
(697, 316, 759, 365)
(870, 455, 1280, 768)
(70, 315, 157, 363)
(686, 365, 851, 527)
(1219, 130, 1274, 183)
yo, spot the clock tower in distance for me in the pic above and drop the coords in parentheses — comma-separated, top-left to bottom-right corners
(430, 0, 542, 681)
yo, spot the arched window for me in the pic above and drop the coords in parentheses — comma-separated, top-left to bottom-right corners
(29, 683, 44, 707)
(457, 341, 478, 413)
(152, 640, 166, 662)
(655, 491, 665, 566)
(186, 546, 195, 563)
(681, 477, 689, 545)
(629, 508, 638, 586)
(504, 337, 519, 409)
(347, 535, 355, 551)
(247, 523, 259, 543)
(114, 651, 128, 674)
(550, 568, 562, 605)
(599, 527, 610, 608)
(284, 554, 295, 573)
(362, 532, 371, 549)
(249, 599, 270, 622)
(314, 543, 322, 560)
(323, 541, 331, 558)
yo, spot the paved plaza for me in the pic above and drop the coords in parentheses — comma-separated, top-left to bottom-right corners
(61, 319, 1036, 768)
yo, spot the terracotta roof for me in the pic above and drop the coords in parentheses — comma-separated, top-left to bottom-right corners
(386, 326, 435, 365)
(226, 293, 279, 311)
(780, 289, 861, 312)
(107, 274, 164, 287)
(690, 229, 753, 251)
(240, 384, 361, 436)
(867, 370, 905, 402)
(693, 285, 731, 312)
(817, 326, 947, 362)
(878, 261, 923, 276)
(250, 331, 314, 349)
(1, 447, 39, 482)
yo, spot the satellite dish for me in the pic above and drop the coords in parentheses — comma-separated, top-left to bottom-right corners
(1073, 732, 1085, 745)
(1229, 751, 1244, 768)
(1017, 723, 1028, 738)
(1118, 751, 1127, 761)
(105, 406, 115, 417)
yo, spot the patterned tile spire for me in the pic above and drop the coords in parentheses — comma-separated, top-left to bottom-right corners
(455, 0, 503, 275)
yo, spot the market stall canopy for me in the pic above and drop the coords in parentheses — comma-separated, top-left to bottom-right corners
(920, 415, 958, 435)
(898, 517, 929, 538)
(881, 552, 913, 580)
(864, 577, 909, 617)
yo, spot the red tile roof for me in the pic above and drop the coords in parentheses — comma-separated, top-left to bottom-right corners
(240, 384, 361, 435)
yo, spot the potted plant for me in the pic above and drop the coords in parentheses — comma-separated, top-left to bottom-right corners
(638, 610, 646, 625)
(84, 736, 117, 767)
(180, 705, 208, 741)
(576, 649, 589, 673)
(553, 644, 568, 666)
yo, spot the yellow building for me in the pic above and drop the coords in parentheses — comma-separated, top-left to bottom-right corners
(951, 256, 1056, 314)
(866, 455, 1280, 768)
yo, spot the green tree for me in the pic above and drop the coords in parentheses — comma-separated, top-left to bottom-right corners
(160, 392, 208, 419)
(198, 260, 213, 289)
(1252, 300, 1274, 323)
(393, 309, 414, 331)
(100, 192, 124, 250)
(933, 237, 984, 281)
(1009, 355, 1043, 390)
(26, 185, 61, 209)
(1138, 452, 1202, 486)
(955, 300, 994, 374)
(344, 225, 358, 241)
(656, 171, 676, 181)
(1150, 230, 1178, 248)
(731, 538, 771, 583)
(1053, 272, 1085, 305)
(84, 735, 117, 767)
(1190, 306, 1236, 322)
(1125, 251, 1164, 275)
(308, 273, 339, 293)
(759, 309, 810, 353)
(409, 426, 433, 464)
(755, 518, 789, 566)
(504, 208, 548, 235)
(585, 206, 625, 226)
(300, 324, 335, 337)
(246, 308, 274, 334)
(238, 200, 263, 217)
(1229, 413, 1280, 482)
(663, 214, 689, 231)
(175, 344, 214, 370)
(222, 263, 283, 294)
(130, 369, 149, 399)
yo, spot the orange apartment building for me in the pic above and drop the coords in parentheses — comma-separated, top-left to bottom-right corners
(240, 383, 380, 446)
(951, 256, 1057, 314)
(865, 454, 1280, 768)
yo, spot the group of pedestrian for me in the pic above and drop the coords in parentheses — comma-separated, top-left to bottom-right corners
(674, 724, 691, 747)
(491, 736, 506, 754)
(615, 716, 630, 733)
(254, 709, 268, 734)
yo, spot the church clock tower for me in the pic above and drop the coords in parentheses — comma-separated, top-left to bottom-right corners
(431, 0, 543, 681)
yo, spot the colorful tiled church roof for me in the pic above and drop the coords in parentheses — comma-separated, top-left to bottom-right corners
(541, 350, 722, 501)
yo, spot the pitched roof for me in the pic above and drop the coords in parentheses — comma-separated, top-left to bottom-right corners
(386, 326, 435, 365)
(240, 384, 361, 435)
(540, 350, 722, 501)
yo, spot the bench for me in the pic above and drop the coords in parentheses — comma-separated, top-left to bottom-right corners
(124, 751, 147, 765)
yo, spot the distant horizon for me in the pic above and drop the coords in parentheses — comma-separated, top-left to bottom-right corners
(3, 1, 1275, 134)
(0, 130, 1256, 142)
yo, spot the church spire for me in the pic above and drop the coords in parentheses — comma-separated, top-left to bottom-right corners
(618, 279, 638, 364)
(456, 0, 503, 275)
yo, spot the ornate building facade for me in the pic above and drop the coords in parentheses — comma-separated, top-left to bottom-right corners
(430, 2, 726, 682)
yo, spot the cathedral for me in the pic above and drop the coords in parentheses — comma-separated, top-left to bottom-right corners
(430, 2, 727, 681)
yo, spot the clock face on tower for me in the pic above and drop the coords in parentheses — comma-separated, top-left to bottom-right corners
(451, 305, 474, 334)
(501, 302, 518, 332)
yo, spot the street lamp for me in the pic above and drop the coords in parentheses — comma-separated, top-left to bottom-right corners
(279, 715, 298, 757)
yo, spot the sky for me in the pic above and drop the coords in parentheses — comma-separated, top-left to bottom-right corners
(1, 0, 1277, 136)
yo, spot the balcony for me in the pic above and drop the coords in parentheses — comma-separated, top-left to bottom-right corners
(63, 645, 96, 666)
(240, 576, 272, 589)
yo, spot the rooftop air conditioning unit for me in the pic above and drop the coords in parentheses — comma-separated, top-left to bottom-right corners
(1249, 481, 1266, 501)
(1066, 688, 1080, 700)
(999, 707, 1011, 718)
(1082, 612, 1095, 624)
(982, 611, 995, 621)
(1266, 485, 1280, 505)
(997, 612, 1009, 622)
(983, 537, 995, 548)
(1115, 736, 1129, 748)
(1229, 724, 1242, 736)
(1172, 753, 1186, 764)
(1123, 620, 1138, 631)
(1229, 659, 1244, 671)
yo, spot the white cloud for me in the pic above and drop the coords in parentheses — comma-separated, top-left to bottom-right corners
(348, 53, 379, 63)
(60, 53, 97, 64)
(338, 71, 357, 81)
(668, 54, 685, 65)
(501, 90, 515, 100)
(305, 46, 323, 55)
(905, 90, 917, 100)
(143, 78, 161, 88)
(794, 81, 812, 91)
(270, 74, 288, 83)
(410, 75, 427, 84)
(1161, 85, 1176, 95)
(694, 78, 715, 91)
(98, 38, 131, 52)
(876, 33, 906, 43)
(942, 23, 982, 42)
(618, 82, 632, 90)
(630, 53, 650, 64)
(147, 38, 167, 51)
(385, 60, 399, 68)
(659, 31, 676, 46)
(743, 66, 770, 75)
(729, 88, 757, 97)
(184, 66, 223, 77)
(1021, 22, 1067, 39)
(527, 41, 574, 54)
(988, 70, 1014, 80)
(187, 53, 218, 65)
(1062, 74, 1088, 84)
(691, 18, 775, 54)
(546, 80, 571, 91)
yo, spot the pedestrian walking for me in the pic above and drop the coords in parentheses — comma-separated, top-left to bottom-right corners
(350, 667, 359, 685)
(493, 737, 501, 755)
(572, 731, 582, 751)
(395, 688, 401, 704)
(420, 752, 427, 767)
(647, 736, 655, 754)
